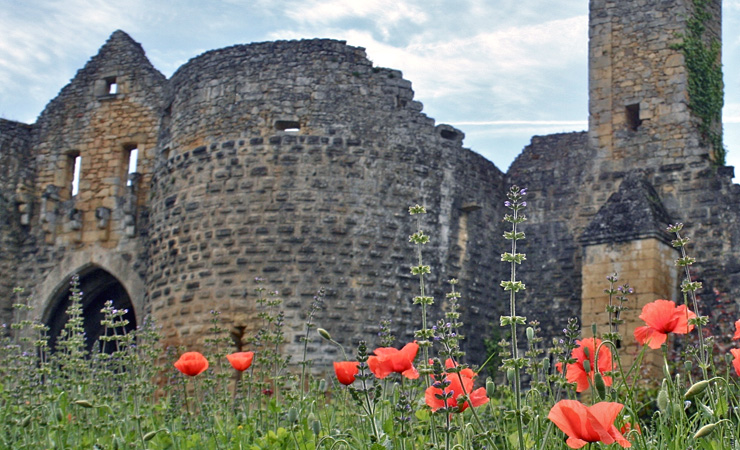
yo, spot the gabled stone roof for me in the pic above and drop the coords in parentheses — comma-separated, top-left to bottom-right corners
(580, 172, 673, 245)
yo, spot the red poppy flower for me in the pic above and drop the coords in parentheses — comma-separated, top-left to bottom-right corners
(425, 369, 488, 412)
(226, 351, 254, 372)
(731, 348, 740, 376)
(174, 351, 209, 376)
(620, 421, 641, 436)
(333, 361, 360, 385)
(548, 400, 631, 449)
(733, 320, 740, 340)
(368, 341, 419, 379)
(429, 358, 476, 379)
(633, 299, 696, 349)
(556, 337, 612, 393)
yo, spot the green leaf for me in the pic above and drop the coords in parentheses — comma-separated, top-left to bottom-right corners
(415, 408, 430, 422)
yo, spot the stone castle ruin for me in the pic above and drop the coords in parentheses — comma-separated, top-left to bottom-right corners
(1, 0, 738, 366)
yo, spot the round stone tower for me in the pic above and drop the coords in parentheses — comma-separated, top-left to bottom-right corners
(148, 39, 506, 364)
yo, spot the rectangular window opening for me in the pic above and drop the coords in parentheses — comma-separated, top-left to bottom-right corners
(106, 77, 118, 95)
(275, 120, 300, 132)
(626, 103, 642, 131)
(69, 154, 81, 197)
(126, 147, 139, 186)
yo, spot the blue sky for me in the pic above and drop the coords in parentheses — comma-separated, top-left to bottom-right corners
(1, 0, 738, 176)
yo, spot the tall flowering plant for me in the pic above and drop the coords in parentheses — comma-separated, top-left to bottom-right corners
(500, 185, 528, 450)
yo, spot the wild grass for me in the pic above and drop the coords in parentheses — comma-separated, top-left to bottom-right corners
(2, 186, 740, 449)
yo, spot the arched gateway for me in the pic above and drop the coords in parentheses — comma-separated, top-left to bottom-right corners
(44, 267, 137, 352)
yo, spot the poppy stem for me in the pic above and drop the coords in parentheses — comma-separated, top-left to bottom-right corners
(506, 188, 526, 450)
(181, 376, 191, 418)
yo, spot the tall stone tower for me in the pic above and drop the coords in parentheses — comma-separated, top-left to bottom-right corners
(508, 0, 738, 351)
(581, 0, 733, 355)
(588, 0, 721, 166)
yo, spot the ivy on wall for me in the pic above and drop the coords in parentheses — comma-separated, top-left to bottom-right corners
(672, 0, 725, 165)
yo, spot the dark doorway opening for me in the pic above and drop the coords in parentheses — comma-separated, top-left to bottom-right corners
(46, 268, 136, 352)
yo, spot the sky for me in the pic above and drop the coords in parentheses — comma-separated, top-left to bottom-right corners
(1, 0, 739, 177)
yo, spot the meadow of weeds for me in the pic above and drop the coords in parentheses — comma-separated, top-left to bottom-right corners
(2, 186, 740, 449)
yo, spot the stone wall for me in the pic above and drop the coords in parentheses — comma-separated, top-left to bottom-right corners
(0, 119, 32, 325)
(505, 132, 592, 340)
(19, 30, 166, 328)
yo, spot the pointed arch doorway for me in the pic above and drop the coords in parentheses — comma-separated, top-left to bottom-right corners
(46, 267, 137, 352)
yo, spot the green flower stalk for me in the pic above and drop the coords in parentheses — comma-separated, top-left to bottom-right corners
(409, 204, 434, 379)
(500, 185, 527, 450)
(668, 223, 710, 376)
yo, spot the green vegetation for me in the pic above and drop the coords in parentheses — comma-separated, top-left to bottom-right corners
(673, 0, 725, 165)
(2, 190, 740, 449)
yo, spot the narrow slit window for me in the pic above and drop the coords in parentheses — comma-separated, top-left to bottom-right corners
(626, 103, 642, 131)
(126, 147, 138, 186)
(70, 154, 81, 197)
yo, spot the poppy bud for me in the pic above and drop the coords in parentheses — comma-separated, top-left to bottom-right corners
(486, 378, 496, 397)
(684, 380, 710, 399)
(74, 400, 94, 408)
(684, 360, 693, 372)
(143, 430, 159, 441)
(582, 359, 591, 374)
(317, 328, 332, 341)
(591, 324, 597, 336)
(308, 413, 321, 436)
(594, 373, 606, 400)
(319, 379, 327, 392)
(506, 368, 516, 383)
(526, 327, 534, 341)
(287, 407, 298, 423)
(657, 386, 669, 412)
(542, 358, 550, 373)
(693, 422, 718, 439)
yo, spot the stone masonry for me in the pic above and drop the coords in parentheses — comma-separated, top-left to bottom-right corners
(1, 0, 738, 368)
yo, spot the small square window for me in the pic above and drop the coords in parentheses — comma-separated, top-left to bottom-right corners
(105, 77, 118, 95)
(626, 103, 642, 131)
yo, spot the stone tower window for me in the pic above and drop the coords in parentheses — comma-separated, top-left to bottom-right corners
(275, 120, 300, 132)
(626, 103, 642, 131)
(95, 76, 120, 97)
(124, 145, 138, 186)
(106, 77, 118, 95)
(67, 152, 81, 197)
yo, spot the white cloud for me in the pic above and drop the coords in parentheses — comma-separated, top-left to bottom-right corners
(0, 0, 149, 121)
(270, 15, 586, 108)
(725, 102, 740, 123)
(284, 0, 428, 26)
(725, 0, 740, 11)
(453, 120, 588, 127)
